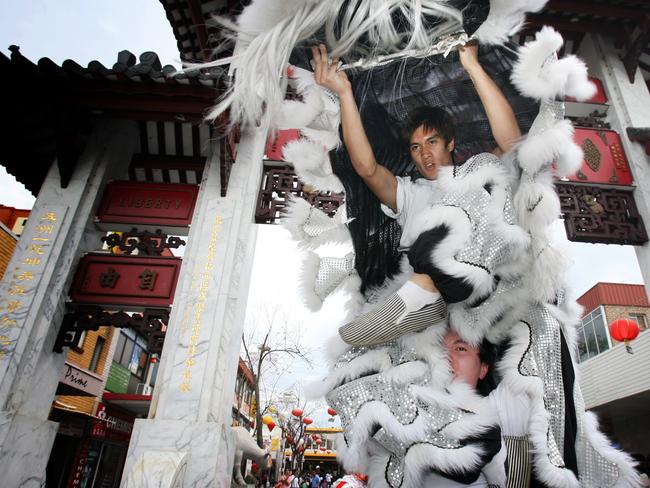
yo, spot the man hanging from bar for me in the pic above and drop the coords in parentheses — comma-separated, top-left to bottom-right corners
(200, 1, 641, 486)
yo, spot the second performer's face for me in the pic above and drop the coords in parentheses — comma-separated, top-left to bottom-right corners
(409, 126, 454, 180)
(443, 330, 488, 389)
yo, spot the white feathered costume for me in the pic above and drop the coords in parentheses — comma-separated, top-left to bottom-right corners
(204, 2, 640, 487)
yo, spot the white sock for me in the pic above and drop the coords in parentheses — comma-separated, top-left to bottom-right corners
(396, 280, 441, 313)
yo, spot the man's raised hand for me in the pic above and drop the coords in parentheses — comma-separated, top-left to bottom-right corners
(311, 44, 351, 96)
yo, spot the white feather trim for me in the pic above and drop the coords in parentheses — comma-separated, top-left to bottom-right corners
(283, 138, 345, 193)
(474, 0, 548, 45)
(282, 138, 328, 172)
(517, 120, 576, 175)
(275, 89, 324, 129)
(555, 141, 584, 178)
(301, 127, 340, 151)
(281, 196, 351, 249)
(514, 176, 561, 231)
(511, 26, 596, 102)
(298, 251, 324, 311)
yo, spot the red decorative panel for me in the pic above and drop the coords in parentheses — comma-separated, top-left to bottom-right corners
(562, 128, 633, 186)
(265, 129, 300, 161)
(70, 254, 182, 309)
(97, 181, 198, 229)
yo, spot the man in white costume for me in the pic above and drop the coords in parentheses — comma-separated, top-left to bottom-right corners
(312, 42, 521, 346)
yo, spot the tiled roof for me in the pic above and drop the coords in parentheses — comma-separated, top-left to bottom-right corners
(158, 0, 241, 63)
(0, 45, 225, 195)
(9, 46, 226, 88)
(578, 282, 650, 313)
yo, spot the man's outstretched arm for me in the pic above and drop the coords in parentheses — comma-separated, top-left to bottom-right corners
(459, 43, 521, 155)
(312, 44, 398, 212)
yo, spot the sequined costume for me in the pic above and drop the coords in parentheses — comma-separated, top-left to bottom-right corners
(204, 1, 640, 486)
(282, 32, 639, 488)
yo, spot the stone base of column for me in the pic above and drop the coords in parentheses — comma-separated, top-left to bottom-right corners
(122, 419, 235, 488)
(0, 411, 59, 487)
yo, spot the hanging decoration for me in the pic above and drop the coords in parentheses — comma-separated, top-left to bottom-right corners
(609, 318, 641, 354)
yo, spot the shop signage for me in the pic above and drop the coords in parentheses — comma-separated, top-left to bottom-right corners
(60, 361, 104, 397)
(96, 181, 198, 233)
(69, 254, 181, 309)
(265, 129, 300, 161)
(561, 128, 633, 187)
(96, 402, 134, 444)
(105, 362, 130, 394)
(67, 439, 91, 488)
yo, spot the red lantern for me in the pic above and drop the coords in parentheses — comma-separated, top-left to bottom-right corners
(315, 438, 322, 445)
(609, 318, 640, 353)
(287, 435, 294, 445)
(311, 434, 318, 441)
(320, 446, 326, 451)
(291, 408, 303, 417)
(303, 417, 313, 425)
(267, 421, 276, 432)
(252, 462, 258, 470)
(327, 408, 337, 416)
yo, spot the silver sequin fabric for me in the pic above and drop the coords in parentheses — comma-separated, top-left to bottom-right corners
(315, 254, 355, 299)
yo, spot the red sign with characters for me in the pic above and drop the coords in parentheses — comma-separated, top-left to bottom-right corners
(70, 253, 182, 309)
(96, 181, 198, 231)
(562, 128, 633, 186)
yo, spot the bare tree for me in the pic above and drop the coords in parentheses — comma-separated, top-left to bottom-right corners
(242, 305, 313, 447)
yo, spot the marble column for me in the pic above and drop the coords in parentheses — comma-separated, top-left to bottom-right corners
(0, 121, 138, 487)
(579, 34, 650, 299)
(121, 126, 265, 488)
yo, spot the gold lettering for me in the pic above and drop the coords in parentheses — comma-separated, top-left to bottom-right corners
(4, 301, 22, 313)
(1, 316, 17, 326)
(9, 284, 27, 296)
(41, 212, 57, 222)
(22, 257, 41, 266)
(29, 244, 44, 255)
(179, 382, 191, 392)
(32, 237, 49, 242)
(35, 224, 54, 234)
(15, 271, 34, 281)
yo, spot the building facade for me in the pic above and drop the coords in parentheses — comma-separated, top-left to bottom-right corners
(576, 282, 650, 457)
(0, 206, 30, 279)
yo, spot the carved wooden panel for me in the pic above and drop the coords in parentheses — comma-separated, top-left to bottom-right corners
(557, 183, 648, 245)
(255, 166, 344, 224)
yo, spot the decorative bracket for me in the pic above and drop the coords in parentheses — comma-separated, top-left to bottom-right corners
(54, 305, 169, 353)
(101, 228, 186, 255)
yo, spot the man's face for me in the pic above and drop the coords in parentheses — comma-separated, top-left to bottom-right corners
(409, 126, 455, 180)
(443, 330, 488, 388)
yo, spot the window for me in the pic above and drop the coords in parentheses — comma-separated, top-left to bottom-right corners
(113, 329, 150, 379)
(629, 312, 648, 330)
(89, 336, 105, 373)
(577, 307, 610, 362)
